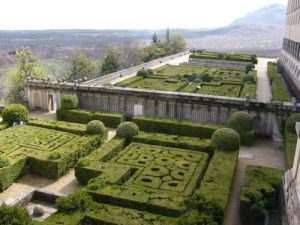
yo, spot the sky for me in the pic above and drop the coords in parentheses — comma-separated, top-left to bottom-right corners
(0, 0, 287, 30)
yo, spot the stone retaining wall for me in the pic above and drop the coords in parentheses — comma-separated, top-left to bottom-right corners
(25, 81, 300, 136)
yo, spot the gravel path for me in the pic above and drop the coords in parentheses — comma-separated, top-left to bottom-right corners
(224, 139, 286, 225)
(255, 58, 276, 102)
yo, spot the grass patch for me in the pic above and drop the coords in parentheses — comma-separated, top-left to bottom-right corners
(267, 62, 290, 102)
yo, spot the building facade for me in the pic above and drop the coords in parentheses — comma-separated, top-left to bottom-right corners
(283, 123, 300, 225)
(279, 0, 300, 99)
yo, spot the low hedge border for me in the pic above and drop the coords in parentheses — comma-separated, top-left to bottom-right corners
(132, 132, 213, 154)
(240, 165, 283, 222)
(57, 108, 124, 128)
(28, 118, 87, 135)
(75, 137, 126, 184)
(285, 131, 298, 169)
(197, 150, 239, 223)
(132, 116, 222, 139)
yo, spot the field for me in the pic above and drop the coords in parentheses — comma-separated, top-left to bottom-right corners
(190, 50, 258, 64)
(36, 116, 238, 225)
(0, 124, 100, 191)
(116, 64, 257, 99)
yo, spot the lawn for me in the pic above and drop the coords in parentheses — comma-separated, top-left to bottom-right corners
(115, 64, 257, 98)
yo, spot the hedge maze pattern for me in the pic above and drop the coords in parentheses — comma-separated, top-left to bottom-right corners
(113, 143, 205, 194)
(0, 126, 77, 162)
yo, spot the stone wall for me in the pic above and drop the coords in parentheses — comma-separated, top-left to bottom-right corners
(82, 51, 189, 87)
(25, 81, 300, 136)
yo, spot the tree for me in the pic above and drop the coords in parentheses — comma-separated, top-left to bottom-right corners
(5, 47, 44, 104)
(67, 49, 97, 81)
(101, 45, 120, 75)
(152, 32, 158, 44)
(245, 63, 255, 73)
(168, 33, 187, 54)
(166, 27, 170, 42)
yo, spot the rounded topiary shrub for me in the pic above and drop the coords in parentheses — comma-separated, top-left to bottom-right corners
(2, 104, 28, 124)
(211, 128, 240, 151)
(285, 114, 300, 133)
(86, 120, 106, 136)
(227, 111, 253, 133)
(61, 95, 78, 110)
(243, 74, 255, 83)
(116, 122, 139, 139)
(0, 204, 31, 225)
(137, 69, 149, 78)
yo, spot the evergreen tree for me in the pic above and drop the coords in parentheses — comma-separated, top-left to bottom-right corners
(152, 32, 158, 44)
(101, 45, 121, 75)
(166, 27, 170, 42)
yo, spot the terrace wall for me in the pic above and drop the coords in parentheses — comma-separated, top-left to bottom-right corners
(25, 81, 300, 137)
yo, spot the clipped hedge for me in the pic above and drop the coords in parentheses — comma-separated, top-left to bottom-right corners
(0, 204, 31, 225)
(75, 137, 126, 184)
(28, 118, 87, 135)
(132, 132, 213, 154)
(2, 104, 28, 124)
(240, 165, 283, 222)
(28, 135, 101, 179)
(211, 128, 240, 151)
(267, 62, 290, 102)
(285, 114, 300, 168)
(57, 108, 124, 128)
(198, 150, 239, 223)
(61, 95, 78, 110)
(132, 116, 221, 139)
(227, 111, 254, 146)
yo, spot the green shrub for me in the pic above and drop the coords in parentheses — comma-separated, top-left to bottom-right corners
(116, 122, 139, 139)
(76, 158, 91, 168)
(56, 191, 94, 213)
(211, 128, 240, 151)
(285, 131, 297, 169)
(2, 104, 28, 124)
(227, 111, 253, 146)
(56, 108, 124, 128)
(137, 69, 149, 78)
(240, 166, 283, 222)
(86, 120, 106, 137)
(0, 204, 31, 225)
(178, 209, 218, 225)
(201, 74, 213, 82)
(61, 95, 78, 110)
(285, 114, 300, 133)
(243, 74, 255, 83)
(132, 116, 221, 139)
(245, 63, 255, 73)
(0, 157, 9, 169)
(48, 152, 61, 160)
(199, 150, 239, 223)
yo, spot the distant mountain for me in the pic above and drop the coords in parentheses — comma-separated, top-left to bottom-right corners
(184, 4, 287, 57)
(230, 4, 286, 26)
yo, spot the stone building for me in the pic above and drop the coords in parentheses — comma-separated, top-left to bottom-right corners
(283, 123, 300, 225)
(279, 0, 300, 99)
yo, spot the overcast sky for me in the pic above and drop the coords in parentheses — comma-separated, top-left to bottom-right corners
(0, 0, 287, 30)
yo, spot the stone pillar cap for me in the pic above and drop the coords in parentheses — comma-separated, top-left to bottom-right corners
(296, 122, 300, 136)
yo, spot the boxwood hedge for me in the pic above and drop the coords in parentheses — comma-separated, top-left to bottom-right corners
(57, 108, 124, 128)
(132, 116, 221, 139)
(240, 165, 283, 222)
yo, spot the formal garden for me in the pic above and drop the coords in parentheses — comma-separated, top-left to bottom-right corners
(0, 95, 297, 225)
(115, 64, 257, 99)
(189, 50, 258, 64)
